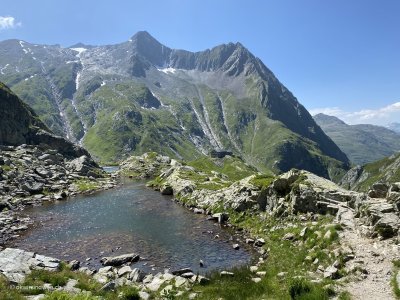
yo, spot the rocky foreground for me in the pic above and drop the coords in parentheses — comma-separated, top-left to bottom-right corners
(121, 153, 400, 299)
(0, 152, 399, 299)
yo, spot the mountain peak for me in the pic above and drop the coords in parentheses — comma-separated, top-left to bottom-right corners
(314, 113, 347, 125)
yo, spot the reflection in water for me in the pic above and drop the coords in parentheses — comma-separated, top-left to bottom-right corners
(12, 181, 253, 273)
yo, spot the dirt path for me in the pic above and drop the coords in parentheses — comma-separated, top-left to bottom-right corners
(340, 226, 399, 300)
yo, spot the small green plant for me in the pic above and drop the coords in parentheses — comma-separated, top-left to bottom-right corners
(74, 179, 99, 192)
(392, 260, 400, 299)
(43, 291, 97, 300)
(338, 291, 352, 300)
(288, 278, 311, 299)
(118, 285, 140, 300)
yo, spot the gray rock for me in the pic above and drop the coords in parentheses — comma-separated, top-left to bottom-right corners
(220, 271, 234, 276)
(100, 281, 116, 291)
(129, 268, 146, 282)
(146, 277, 165, 291)
(117, 265, 132, 277)
(138, 291, 150, 300)
(21, 182, 44, 194)
(0, 248, 60, 283)
(323, 265, 339, 279)
(373, 213, 400, 238)
(232, 243, 240, 250)
(172, 267, 193, 276)
(181, 272, 195, 278)
(254, 238, 265, 247)
(100, 253, 139, 266)
(67, 260, 80, 271)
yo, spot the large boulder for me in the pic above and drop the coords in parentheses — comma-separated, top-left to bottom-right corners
(67, 155, 100, 177)
(373, 213, 400, 238)
(0, 248, 60, 283)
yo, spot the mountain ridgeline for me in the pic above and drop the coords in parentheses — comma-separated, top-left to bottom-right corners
(314, 113, 400, 165)
(0, 31, 349, 179)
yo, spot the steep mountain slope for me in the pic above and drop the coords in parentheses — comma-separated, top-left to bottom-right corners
(0, 81, 89, 158)
(314, 113, 400, 165)
(340, 152, 400, 191)
(0, 32, 349, 179)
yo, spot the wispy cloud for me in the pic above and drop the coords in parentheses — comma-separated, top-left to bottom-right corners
(0, 16, 21, 30)
(309, 102, 400, 126)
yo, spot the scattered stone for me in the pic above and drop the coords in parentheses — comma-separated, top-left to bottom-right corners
(138, 291, 150, 300)
(245, 238, 255, 244)
(181, 272, 195, 278)
(323, 230, 332, 240)
(146, 277, 165, 291)
(254, 238, 265, 247)
(100, 253, 139, 266)
(232, 243, 240, 250)
(172, 268, 193, 276)
(117, 265, 132, 277)
(174, 276, 187, 287)
(220, 271, 234, 276)
(256, 271, 266, 277)
(251, 277, 262, 283)
(100, 281, 115, 291)
(250, 266, 258, 273)
(282, 233, 295, 241)
(277, 272, 287, 278)
(323, 265, 339, 279)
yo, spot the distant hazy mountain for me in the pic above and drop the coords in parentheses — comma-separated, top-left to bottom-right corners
(387, 122, 400, 133)
(314, 113, 400, 165)
(0, 31, 350, 179)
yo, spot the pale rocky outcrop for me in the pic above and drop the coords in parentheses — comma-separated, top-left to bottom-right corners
(0, 248, 60, 283)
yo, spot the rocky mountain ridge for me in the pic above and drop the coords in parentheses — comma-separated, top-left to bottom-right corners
(0, 32, 349, 179)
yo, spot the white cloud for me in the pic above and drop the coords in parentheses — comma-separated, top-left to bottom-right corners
(310, 102, 400, 126)
(0, 16, 21, 30)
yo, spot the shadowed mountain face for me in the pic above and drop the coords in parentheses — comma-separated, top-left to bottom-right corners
(0, 82, 90, 158)
(314, 113, 400, 165)
(0, 31, 349, 179)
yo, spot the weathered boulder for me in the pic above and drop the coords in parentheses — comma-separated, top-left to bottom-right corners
(373, 213, 400, 238)
(368, 182, 389, 198)
(21, 182, 44, 194)
(68, 155, 100, 177)
(100, 253, 139, 266)
(0, 248, 60, 283)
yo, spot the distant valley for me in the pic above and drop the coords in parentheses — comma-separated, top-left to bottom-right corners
(314, 113, 400, 165)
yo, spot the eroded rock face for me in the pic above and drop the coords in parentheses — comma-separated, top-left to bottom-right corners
(0, 248, 60, 283)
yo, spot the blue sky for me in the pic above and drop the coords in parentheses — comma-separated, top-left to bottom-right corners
(0, 0, 399, 125)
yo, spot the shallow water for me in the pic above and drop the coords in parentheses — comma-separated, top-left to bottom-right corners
(11, 181, 253, 273)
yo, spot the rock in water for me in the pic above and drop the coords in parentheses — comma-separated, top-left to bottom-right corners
(100, 253, 140, 266)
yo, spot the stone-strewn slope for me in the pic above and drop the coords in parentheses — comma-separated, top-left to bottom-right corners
(120, 153, 400, 299)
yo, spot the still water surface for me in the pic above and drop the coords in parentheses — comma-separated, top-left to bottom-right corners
(12, 181, 253, 273)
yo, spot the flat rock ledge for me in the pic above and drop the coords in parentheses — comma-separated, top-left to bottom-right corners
(0, 248, 60, 283)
